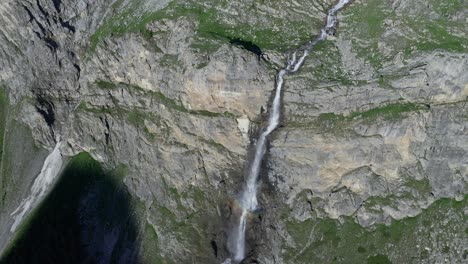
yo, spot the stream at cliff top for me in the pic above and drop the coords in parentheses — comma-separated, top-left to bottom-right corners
(228, 0, 351, 262)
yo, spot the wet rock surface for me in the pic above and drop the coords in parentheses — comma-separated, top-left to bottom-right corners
(0, 0, 466, 263)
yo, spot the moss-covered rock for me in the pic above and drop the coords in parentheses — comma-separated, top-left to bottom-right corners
(282, 197, 467, 263)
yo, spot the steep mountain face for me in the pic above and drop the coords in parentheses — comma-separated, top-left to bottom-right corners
(0, 0, 466, 263)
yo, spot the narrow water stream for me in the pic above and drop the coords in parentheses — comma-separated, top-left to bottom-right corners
(229, 1, 352, 262)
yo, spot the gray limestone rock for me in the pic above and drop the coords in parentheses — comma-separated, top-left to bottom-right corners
(0, 0, 466, 263)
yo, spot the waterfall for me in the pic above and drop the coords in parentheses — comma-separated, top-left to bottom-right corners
(10, 138, 63, 232)
(229, 0, 351, 262)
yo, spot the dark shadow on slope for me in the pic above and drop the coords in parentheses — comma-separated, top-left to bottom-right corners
(0, 153, 140, 264)
(34, 94, 56, 126)
(228, 38, 264, 61)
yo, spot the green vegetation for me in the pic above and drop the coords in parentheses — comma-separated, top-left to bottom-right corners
(329, 102, 427, 129)
(283, 197, 467, 263)
(363, 177, 433, 215)
(127, 109, 147, 127)
(340, 0, 467, 70)
(1, 153, 141, 263)
(346, 102, 429, 120)
(403, 178, 432, 195)
(78, 90, 232, 144)
(77, 101, 115, 115)
(367, 255, 392, 264)
(403, 0, 466, 55)
(151, 90, 187, 112)
(88, 0, 324, 54)
(81, 78, 236, 142)
(95, 80, 117, 89)
(389, 178, 433, 205)
(159, 54, 183, 68)
(404, 20, 466, 55)
(140, 221, 168, 263)
(146, 180, 220, 262)
(288, 102, 429, 131)
(341, 0, 391, 69)
(306, 40, 358, 86)
(429, 0, 464, 17)
(90, 81, 236, 118)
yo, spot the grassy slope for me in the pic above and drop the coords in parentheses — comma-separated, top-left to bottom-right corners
(284, 196, 468, 263)
(88, 0, 325, 54)
(287, 102, 430, 130)
(295, 0, 467, 88)
(341, 0, 467, 69)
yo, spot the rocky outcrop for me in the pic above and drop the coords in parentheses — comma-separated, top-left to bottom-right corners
(0, 0, 466, 263)
(271, 51, 467, 223)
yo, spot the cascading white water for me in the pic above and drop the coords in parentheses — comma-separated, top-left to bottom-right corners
(231, 1, 351, 262)
(10, 138, 63, 232)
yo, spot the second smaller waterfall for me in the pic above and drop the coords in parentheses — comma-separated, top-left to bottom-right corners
(10, 138, 63, 232)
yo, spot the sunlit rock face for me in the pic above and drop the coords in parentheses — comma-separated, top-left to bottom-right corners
(0, 0, 466, 263)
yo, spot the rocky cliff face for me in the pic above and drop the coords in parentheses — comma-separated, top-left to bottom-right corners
(0, 0, 466, 263)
